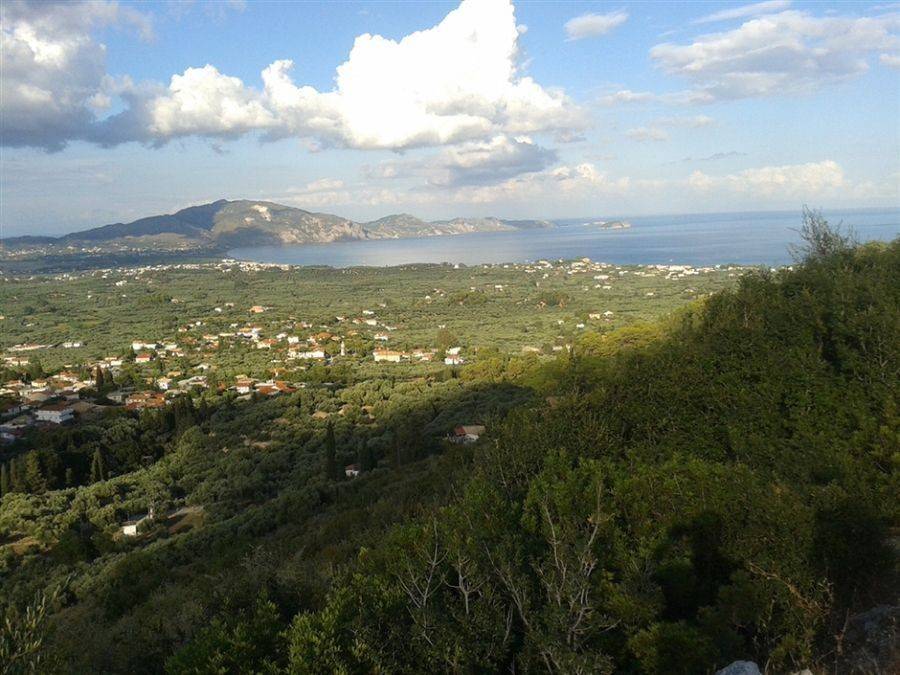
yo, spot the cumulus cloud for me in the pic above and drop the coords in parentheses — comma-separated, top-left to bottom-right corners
(362, 135, 557, 188)
(881, 52, 900, 68)
(0, 0, 152, 150)
(651, 10, 900, 101)
(148, 65, 276, 138)
(626, 127, 668, 142)
(692, 0, 792, 25)
(446, 161, 631, 204)
(2, 0, 582, 151)
(564, 10, 628, 40)
(688, 160, 845, 195)
(428, 135, 557, 186)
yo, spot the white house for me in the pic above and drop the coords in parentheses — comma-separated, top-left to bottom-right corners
(373, 350, 403, 363)
(291, 349, 326, 360)
(132, 341, 158, 352)
(122, 508, 155, 537)
(345, 464, 360, 478)
(35, 403, 74, 424)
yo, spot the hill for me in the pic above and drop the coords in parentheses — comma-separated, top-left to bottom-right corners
(0, 218, 896, 672)
(1, 201, 556, 251)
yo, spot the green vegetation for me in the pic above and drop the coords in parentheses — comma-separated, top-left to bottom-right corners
(0, 218, 897, 673)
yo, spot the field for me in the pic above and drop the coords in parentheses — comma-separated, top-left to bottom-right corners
(0, 257, 746, 372)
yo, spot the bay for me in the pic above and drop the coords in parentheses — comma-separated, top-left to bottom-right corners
(230, 207, 900, 268)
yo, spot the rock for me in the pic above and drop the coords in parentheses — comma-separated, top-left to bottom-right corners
(838, 604, 899, 674)
(716, 661, 761, 675)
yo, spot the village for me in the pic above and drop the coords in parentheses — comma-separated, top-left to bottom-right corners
(0, 257, 745, 447)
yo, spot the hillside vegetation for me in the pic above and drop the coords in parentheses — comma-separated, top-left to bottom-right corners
(281, 236, 898, 673)
(1, 227, 897, 673)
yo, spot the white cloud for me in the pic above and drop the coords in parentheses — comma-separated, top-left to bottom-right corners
(655, 114, 716, 128)
(428, 135, 557, 186)
(363, 135, 557, 188)
(626, 127, 668, 142)
(148, 65, 276, 137)
(254, 0, 580, 149)
(0, 0, 152, 150)
(564, 10, 628, 41)
(305, 178, 345, 192)
(651, 10, 900, 101)
(688, 160, 845, 196)
(280, 159, 632, 211)
(448, 161, 631, 204)
(598, 88, 714, 107)
(598, 89, 657, 106)
(880, 52, 900, 68)
(1, 0, 582, 151)
(692, 0, 792, 25)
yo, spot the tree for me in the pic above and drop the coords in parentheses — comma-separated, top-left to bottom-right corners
(0, 587, 61, 674)
(436, 327, 458, 351)
(90, 449, 107, 483)
(9, 459, 25, 493)
(323, 422, 341, 481)
(790, 206, 855, 262)
(23, 453, 46, 494)
(93, 366, 105, 388)
(0, 463, 9, 496)
(358, 444, 376, 472)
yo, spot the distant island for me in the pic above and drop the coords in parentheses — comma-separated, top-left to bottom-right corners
(589, 220, 632, 230)
(0, 200, 555, 254)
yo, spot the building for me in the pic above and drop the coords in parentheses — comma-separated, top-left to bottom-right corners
(234, 378, 256, 394)
(373, 350, 404, 363)
(122, 508, 155, 536)
(132, 341, 158, 352)
(35, 403, 74, 424)
(451, 425, 485, 444)
(345, 464, 360, 478)
(291, 349, 326, 360)
(135, 352, 154, 364)
(125, 392, 166, 410)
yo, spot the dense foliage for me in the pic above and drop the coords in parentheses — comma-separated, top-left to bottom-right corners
(287, 239, 898, 673)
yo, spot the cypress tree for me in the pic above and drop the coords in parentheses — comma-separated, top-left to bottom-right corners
(324, 421, 341, 481)
(359, 444, 375, 472)
(90, 449, 107, 483)
(65, 467, 75, 487)
(23, 452, 46, 493)
(9, 458, 25, 493)
(0, 463, 9, 495)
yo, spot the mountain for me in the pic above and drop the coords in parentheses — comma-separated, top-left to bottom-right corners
(1, 201, 556, 251)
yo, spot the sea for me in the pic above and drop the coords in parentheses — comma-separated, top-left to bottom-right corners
(229, 208, 900, 268)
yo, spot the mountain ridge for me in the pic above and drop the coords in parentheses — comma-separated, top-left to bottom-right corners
(1, 200, 555, 250)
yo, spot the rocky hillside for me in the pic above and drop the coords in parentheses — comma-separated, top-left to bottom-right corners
(2, 201, 556, 251)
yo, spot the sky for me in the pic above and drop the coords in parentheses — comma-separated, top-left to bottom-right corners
(1, 0, 899, 237)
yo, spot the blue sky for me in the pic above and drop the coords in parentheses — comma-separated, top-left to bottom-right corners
(1, 0, 898, 236)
